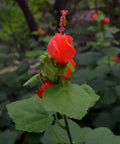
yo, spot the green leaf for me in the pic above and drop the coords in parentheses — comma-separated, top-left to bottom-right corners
(105, 27, 120, 34)
(18, 61, 29, 74)
(42, 119, 120, 144)
(39, 36, 53, 43)
(88, 26, 99, 32)
(95, 65, 109, 75)
(0, 45, 9, 53)
(25, 133, 43, 144)
(93, 112, 115, 129)
(41, 61, 58, 81)
(111, 63, 120, 79)
(90, 78, 107, 93)
(1, 72, 17, 87)
(115, 85, 120, 99)
(0, 101, 9, 116)
(72, 68, 97, 85)
(96, 32, 104, 39)
(96, 14, 105, 22)
(40, 55, 68, 81)
(67, 61, 75, 72)
(102, 47, 120, 57)
(104, 32, 114, 38)
(41, 119, 91, 144)
(84, 128, 120, 144)
(113, 40, 120, 45)
(42, 83, 99, 120)
(7, 95, 53, 132)
(100, 88, 116, 105)
(97, 56, 115, 66)
(23, 73, 40, 86)
(0, 130, 22, 144)
(0, 91, 7, 102)
(76, 52, 101, 65)
(0, 111, 11, 127)
(31, 31, 39, 35)
(112, 107, 120, 122)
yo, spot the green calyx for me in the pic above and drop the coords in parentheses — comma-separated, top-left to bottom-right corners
(39, 52, 68, 82)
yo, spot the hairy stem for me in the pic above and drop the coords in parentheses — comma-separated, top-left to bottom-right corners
(63, 115, 73, 144)
(55, 112, 66, 130)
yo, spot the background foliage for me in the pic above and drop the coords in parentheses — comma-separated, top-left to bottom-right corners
(0, 0, 120, 143)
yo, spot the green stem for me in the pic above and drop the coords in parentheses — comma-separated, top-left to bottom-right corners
(63, 115, 73, 144)
(107, 57, 120, 103)
(55, 112, 66, 130)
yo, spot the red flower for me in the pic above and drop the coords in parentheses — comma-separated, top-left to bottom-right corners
(92, 13, 98, 20)
(38, 27, 44, 35)
(114, 56, 118, 62)
(103, 17, 110, 24)
(86, 40, 89, 44)
(63, 59, 76, 79)
(48, 33, 75, 64)
(36, 80, 53, 98)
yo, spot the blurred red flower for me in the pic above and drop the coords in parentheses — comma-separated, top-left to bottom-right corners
(92, 13, 98, 20)
(36, 80, 53, 98)
(48, 33, 75, 64)
(114, 56, 118, 62)
(63, 59, 76, 79)
(38, 27, 44, 35)
(103, 17, 110, 24)
(86, 40, 89, 44)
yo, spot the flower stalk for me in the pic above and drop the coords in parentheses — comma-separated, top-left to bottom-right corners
(63, 115, 73, 144)
(55, 112, 66, 130)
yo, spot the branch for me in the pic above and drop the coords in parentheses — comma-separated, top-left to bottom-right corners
(16, 0, 39, 40)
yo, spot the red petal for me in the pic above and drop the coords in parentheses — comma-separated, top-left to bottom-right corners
(36, 87, 44, 98)
(70, 59, 76, 67)
(65, 34, 73, 43)
(36, 80, 53, 99)
(63, 59, 76, 79)
(48, 33, 75, 64)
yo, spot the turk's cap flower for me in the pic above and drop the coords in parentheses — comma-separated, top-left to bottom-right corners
(86, 40, 89, 44)
(92, 13, 98, 20)
(114, 56, 118, 62)
(103, 17, 110, 24)
(63, 59, 76, 79)
(38, 27, 44, 35)
(48, 33, 75, 65)
(36, 80, 53, 98)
